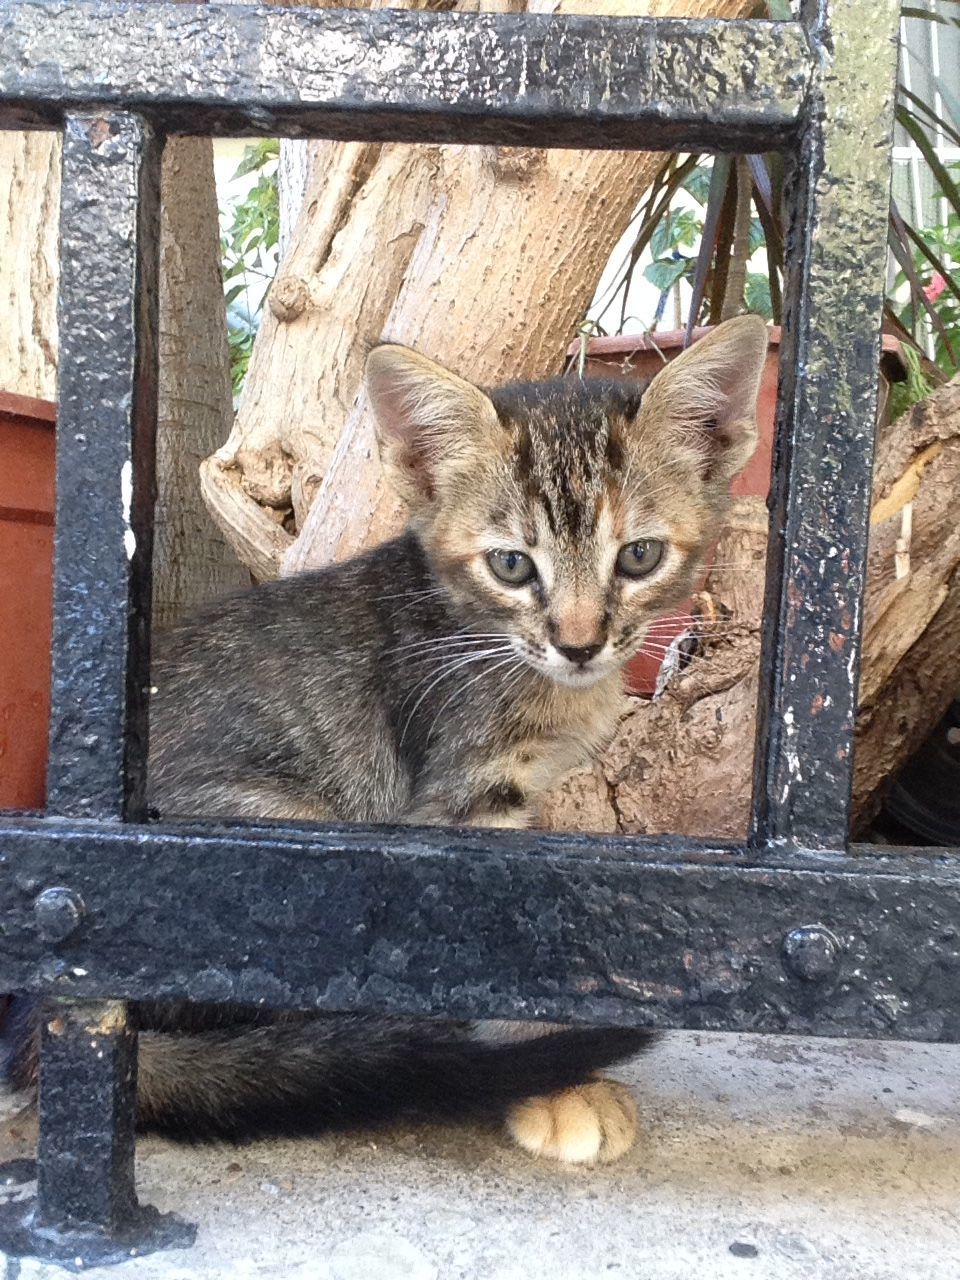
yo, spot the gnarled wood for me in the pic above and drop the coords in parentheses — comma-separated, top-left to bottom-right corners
(541, 376, 960, 837)
(199, 0, 759, 579)
(0, 131, 59, 400)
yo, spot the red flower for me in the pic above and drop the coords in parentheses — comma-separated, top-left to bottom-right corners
(923, 272, 947, 303)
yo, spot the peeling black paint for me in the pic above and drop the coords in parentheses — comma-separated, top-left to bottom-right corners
(1, 818, 959, 1042)
(46, 111, 160, 822)
(0, 4, 810, 151)
(751, 0, 901, 847)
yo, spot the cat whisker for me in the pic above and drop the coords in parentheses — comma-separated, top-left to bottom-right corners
(643, 622, 752, 637)
(426, 654, 520, 745)
(387, 632, 513, 656)
(703, 563, 768, 571)
(398, 647, 515, 749)
(370, 586, 452, 615)
(371, 586, 450, 603)
(381, 636, 515, 671)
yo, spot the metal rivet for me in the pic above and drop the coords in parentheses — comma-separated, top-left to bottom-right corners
(782, 925, 840, 982)
(34, 887, 86, 943)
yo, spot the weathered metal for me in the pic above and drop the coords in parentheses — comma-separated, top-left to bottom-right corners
(0, 0, 937, 1266)
(47, 112, 160, 823)
(0, 1000, 194, 1268)
(1, 817, 959, 1042)
(0, 110, 174, 1266)
(751, 0, 902, 848)
(0, 3, 811, 151)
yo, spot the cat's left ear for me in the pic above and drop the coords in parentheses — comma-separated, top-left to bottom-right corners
(639, 315, 768, 484)
(365, 344, 500, 509)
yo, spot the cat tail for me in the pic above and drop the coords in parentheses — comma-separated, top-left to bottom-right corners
(3, 999, 657, 1141)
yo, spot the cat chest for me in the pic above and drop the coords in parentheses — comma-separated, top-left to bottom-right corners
(479, 706, 618, 805)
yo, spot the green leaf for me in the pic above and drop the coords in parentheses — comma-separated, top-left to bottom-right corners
(682, 163, 713, 207)
(896, 107, 960, 222)
(900, 218, 960, 308)
(900, 4, 959, 22)
(650, 219, 671, 258)
(898, 85, 960, 148)
(744, 272, 773, 319)
(682, 155, 733, 334)
(231, 139, 280, 181)
(937, 78, 960, 136)
(650, 210, 700, 258)
(644, 258, 690, 291)
(889, 208, 959, 366)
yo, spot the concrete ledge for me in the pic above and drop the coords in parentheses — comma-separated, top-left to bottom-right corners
(2, 1031, 958, 1278)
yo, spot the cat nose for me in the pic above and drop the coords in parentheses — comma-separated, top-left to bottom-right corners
(556, 642, 603, 666)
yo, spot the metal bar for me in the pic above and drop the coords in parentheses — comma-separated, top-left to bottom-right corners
(47, 112, 160, 821)
(0, 3, 812, 151)
(1, 113, 193, 1267)
(751, 0, 902, 849)
(1, 817, 958, 1041)
(0, 993, 195, 1265)
(34, 1000, 138, 1235)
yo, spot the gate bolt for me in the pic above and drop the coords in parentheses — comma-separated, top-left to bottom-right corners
(34, 887, 86, 943)
(782, 925, 840, 981)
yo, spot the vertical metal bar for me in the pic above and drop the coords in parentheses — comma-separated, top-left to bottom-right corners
(35, 1000, 138, 1235)
(46, 111, 160, 822)
(36, 111, 160, 1242)
(751, 0, 901, 849)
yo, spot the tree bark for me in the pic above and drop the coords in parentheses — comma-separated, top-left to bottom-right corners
(200, 0, 757, 580)
(540, 376, 960, 838)
(0, 125, 246, 625)
(154, 136, 250, 628)
(0, 132, 60, 400)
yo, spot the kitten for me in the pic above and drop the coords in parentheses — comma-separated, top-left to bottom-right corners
(5, 315, 767, 1164)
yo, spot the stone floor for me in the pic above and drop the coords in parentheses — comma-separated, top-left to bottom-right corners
(1, 1030, 958, 1279)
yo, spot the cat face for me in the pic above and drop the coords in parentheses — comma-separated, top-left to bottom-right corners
(367, 316, 767, 688)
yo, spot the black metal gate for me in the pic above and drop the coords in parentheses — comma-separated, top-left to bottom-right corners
(2, 0, 957, 1266)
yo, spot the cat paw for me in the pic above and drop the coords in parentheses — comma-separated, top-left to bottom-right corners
(505, 1078, 637, 1165)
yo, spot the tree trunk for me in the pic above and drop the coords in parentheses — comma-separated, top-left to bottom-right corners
(154, 136, 250, 628)
(200, 0, 757, 580)
(540, 376, 960, 837)
(0, 132, 60, 400)
(0, 125, 246, 627)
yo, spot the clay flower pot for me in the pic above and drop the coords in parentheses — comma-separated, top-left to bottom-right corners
(0, 391, 55, 811)
(567, 326, 905, 695)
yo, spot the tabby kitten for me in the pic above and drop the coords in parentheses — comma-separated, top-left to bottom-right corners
(6, 315, 767, 1164)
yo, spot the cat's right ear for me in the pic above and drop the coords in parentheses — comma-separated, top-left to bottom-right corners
(365, 345, 500, 509)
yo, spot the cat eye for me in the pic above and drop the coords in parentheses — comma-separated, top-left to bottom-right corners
(616, 539, 664, 579)
(486, 549, 537, 587)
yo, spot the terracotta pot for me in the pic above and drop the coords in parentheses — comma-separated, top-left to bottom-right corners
(566, 326, 905, 695)
(0, 391, 55, 811)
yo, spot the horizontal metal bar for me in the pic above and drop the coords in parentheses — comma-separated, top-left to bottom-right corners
(2, 816, 958, 1041)
(47, 112, 161, 821)
(0, 3, 812, 151)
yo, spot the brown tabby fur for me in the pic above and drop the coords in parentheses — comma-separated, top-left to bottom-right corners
(4, 316, 767, 1161)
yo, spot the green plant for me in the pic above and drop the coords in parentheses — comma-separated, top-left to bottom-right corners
(888, 339, 936, 419)
(592, 0, 960, 384)
(220, 139, 280, 396)
(890, 160, 960, 376)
